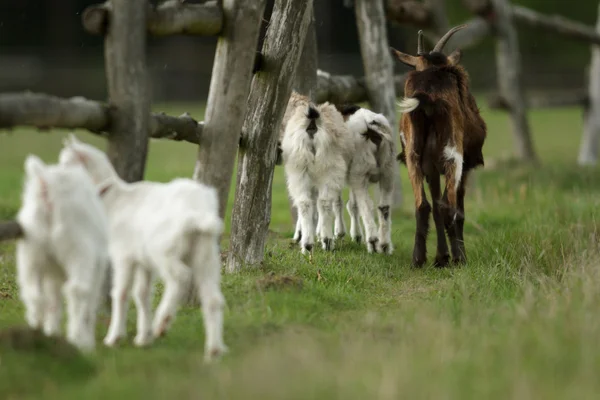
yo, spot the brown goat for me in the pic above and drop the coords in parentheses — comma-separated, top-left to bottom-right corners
(391, 25, 487, 268)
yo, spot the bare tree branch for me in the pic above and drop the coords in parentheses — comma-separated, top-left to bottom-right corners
(487, 90, 588, 110)
(82, 0, 223, 37)
(0, 92, 202, 144)
(512, 6, 600, 46)
(0, 221, 23, 242)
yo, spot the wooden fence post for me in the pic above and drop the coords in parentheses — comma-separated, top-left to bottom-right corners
(192, 0, 267, 218)
(355, 0, 403, 207)
(578, 2, 600, 166)
(104, 0, 150, 182)
(287, 8, 318, 226)
(227, 0, 315, 272)
(492, 0, 537, 162)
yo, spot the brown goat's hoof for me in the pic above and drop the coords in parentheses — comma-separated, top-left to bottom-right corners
(452, 256, 466, 266)
(411, 258, 426, 268)
(434, 254, 450, 268)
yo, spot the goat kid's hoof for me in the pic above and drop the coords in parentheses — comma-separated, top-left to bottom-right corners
(301, 243, 313, 255)
(133, 332, 154, 347)
(336, 231, 346, 240)
(434, 254, 450, 268)
(322, 237, 334, 251)
(204, 344, 229, 364)
(378, 242, 393, 255)
(293, 231, 302, 243)
(103, 335, 123, 348)
(367, 237, 379, 253)
(353, 235, 362, 244)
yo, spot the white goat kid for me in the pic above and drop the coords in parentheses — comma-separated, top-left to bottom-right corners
(16, 155, 110, 352)
(281, 101, 353, 254)
(58, 136, 227, 362)
(340, 106, 396, 254)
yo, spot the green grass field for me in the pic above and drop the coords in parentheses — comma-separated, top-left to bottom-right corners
(1, 101, 600, 399)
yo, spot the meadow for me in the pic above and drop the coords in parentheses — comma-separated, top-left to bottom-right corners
(1, 101, 600, 399)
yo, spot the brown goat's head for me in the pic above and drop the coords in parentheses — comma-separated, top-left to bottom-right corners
(390, 25, 467, 71)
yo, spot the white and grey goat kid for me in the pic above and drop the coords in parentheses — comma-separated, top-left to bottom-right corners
(338, 106, 396, 254)
(58, 136, 227, 362)
(281, 100, 353, 254)
(16, 154, 110, 352)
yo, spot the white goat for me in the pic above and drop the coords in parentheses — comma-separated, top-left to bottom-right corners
(58, 135, 227, 362)
(15, 154, 110, 352)
(280, 94, 353, 254)
(337, 105, 396, 254)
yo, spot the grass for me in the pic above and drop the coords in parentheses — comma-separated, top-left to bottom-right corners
(1, 100, 600, 399)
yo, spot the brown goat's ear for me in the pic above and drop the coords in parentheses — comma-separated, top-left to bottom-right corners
(448, 48, 463, 66)
(390, 47, 417, 68)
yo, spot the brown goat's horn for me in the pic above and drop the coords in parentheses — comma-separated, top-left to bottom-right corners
(432, 24, 468, 53)
(417, 30, 425, 55)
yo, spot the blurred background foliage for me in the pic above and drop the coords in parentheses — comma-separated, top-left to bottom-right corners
(0, 0, 597, 102)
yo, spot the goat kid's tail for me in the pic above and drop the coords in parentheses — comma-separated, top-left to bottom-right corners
(186, 213, 224, 237)
(307, 104, 320, 120)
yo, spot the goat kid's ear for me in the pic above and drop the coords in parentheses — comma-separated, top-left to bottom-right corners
(24, 154, 46, 177)
(448, 48, 463, 66)
(390, 47, 417, 68)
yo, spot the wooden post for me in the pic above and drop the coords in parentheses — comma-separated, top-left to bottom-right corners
(227, 0, 315, 272)
(104, 0, 150, 182)
(355, 0, 403, 206)
(192, 0, 267, 218)
(287, 9, 318, 226)
(578, 2, 600, 166)
(492, 0, 537, 162)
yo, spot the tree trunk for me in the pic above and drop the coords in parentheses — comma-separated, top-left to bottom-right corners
(227, 0, 314, 272)
(579, 2, 600, 166)
(287, 9, 318, 226)
(192, 0, 267, 218)
(492, 0, 537, 162)
(104, 0, 151, 182)
(355, 0, 403, 207)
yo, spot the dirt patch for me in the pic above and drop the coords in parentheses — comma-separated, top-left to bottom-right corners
(257, 272, 303, 291)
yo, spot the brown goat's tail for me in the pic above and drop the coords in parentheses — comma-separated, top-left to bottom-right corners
(398, 92, 450, 118)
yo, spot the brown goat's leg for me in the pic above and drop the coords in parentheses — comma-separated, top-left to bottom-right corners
(412, 185, 430, 268)
(427, 173, 450, 268)
(454, 173, 468, 264)
(406, 148, 429, 267)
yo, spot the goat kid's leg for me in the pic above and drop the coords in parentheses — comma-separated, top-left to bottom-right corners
(293, 216, 302, 243)
(152, 257, 191, 339)
(297, 198, 316, 255)
(334, 193, 346, 239)
(317, 187, 337, 251)
(42, 277, 63, 337)
(16, 244, 44, 330)
(427, 174, 450, 267)
(132, 268, 155, 347)
(346, 189, 363, 244)
(192, 238, 227, 363)
(64, 280, 96, 352)
(353, 184, 379, 253)
(104, 259, 135, 347)
(377, 178, 394, 255)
